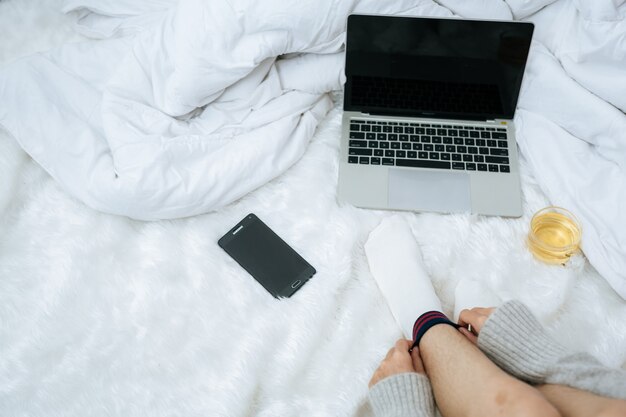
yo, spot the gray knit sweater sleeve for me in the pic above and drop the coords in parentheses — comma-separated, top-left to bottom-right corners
(478, 300, 626, 400)
(368, 373, 435, 417)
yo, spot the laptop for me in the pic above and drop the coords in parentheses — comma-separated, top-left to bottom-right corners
(338, 15, 534, 217)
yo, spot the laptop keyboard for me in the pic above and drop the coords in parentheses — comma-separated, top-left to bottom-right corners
(347, 119, 510, 173)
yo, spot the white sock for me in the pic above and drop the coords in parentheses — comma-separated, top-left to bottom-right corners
(365, 216, 442, 339)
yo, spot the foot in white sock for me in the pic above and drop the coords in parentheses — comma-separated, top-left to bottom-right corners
(364, 215, 442, 339)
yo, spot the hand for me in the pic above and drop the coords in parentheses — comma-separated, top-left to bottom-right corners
(458, 307, 496, 345)
(368, 339, 426, 388)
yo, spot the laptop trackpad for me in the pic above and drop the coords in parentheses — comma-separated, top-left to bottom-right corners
(388, 168, 471, 213)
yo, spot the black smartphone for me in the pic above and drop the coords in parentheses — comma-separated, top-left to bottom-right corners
(218, 214, 316, 298)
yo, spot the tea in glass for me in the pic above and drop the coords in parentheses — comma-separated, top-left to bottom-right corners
(527, 207, 581, 264)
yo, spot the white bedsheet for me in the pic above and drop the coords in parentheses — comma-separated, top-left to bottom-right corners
(1, 1, 626, 416)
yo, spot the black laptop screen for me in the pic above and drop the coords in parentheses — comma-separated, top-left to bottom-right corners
(344, 15, 534, 121)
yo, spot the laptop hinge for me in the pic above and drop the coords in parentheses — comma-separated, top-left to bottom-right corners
(359, 111, 497, 123)
(358, 112, 508, 124)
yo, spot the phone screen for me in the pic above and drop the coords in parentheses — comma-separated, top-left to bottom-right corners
(218, 214, 316, 298)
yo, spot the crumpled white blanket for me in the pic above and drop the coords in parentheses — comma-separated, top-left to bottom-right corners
(0, 0, 448, 221)
(0, 0, 625, 299)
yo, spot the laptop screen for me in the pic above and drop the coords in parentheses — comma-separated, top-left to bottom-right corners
(344, 15, 534, 121)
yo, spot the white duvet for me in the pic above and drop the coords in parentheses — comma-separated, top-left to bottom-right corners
(0, 0, 447, 220)
(1, 1, 626, 416)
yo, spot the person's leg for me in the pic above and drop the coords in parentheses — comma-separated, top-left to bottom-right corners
(456, 307, 626, 417)
(419, 324, 560, 417)
(365, 218, 559, 417)
(537, 384, 626, 417)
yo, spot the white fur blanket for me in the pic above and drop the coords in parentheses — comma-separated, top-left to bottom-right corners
(1, 1, 625, 416)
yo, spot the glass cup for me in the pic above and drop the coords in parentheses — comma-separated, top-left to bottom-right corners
(527, 206, 582, 265)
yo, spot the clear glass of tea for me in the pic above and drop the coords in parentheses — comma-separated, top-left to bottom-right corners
(527, 206, 582, 265)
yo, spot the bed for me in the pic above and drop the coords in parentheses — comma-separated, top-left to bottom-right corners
(1, 0, 625, 416)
